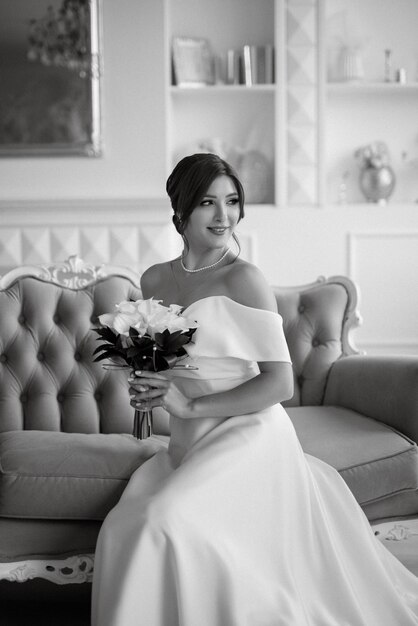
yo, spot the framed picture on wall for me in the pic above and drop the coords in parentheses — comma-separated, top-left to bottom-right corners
(172, 37, 215, 87)
(0, 0, 102, 157)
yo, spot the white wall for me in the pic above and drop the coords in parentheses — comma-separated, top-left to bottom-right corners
(239, 204, 418, 355)
(0, 0, 417, 355)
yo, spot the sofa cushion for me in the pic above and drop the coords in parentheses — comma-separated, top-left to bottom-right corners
(0, 431, 166, 521)
(0, 517, 101, 562)
(287, 406, 418, 520)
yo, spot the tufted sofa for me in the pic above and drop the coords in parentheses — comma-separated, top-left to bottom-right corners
(0, 256, 417, 586)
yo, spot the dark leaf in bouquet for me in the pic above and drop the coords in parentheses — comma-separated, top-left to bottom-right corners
(126, 346, 152, 361)
(93, 346, 129, 365)
(93, 345, 127, 358)
(154, 329, 180, 349)
(93, 345, 109, 356)
(93, 343, 125, 357)
(156, 353, 178, 370)
(94, 352, 117, 363)
(131, 335, 154, 349)
(126, 336, 154, 357)
(93, 327, 118, 344)
(183, 327, 197, 344)
(114, 335, 129, 351)
(170, 333, 194, 351)
(154, 329, 195, 354)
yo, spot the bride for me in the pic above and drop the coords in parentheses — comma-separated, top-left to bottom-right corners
(92, 153, 418, 625)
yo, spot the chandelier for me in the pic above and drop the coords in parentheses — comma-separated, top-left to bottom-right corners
(27, 0, 93, 78)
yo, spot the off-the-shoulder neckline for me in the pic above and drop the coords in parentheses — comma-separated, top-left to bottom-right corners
(183, 294, 279, 316)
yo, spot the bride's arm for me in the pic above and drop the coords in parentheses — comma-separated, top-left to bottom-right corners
(131, 361, 293, 419)
(190, 361, 293, 417)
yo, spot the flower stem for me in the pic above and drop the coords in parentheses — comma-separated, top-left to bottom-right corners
(133, 408, 153, 439)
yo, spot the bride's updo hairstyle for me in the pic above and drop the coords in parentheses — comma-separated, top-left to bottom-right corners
(166, 153, 245, 237)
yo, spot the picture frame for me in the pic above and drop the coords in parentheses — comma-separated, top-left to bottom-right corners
(0, 0, 102, 158)
(172, 37, 215, 87)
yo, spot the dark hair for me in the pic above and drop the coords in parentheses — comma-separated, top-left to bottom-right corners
(166, 153, 245, 236)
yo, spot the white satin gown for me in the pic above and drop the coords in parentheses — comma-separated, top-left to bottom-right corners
(92, 295, 418, 626)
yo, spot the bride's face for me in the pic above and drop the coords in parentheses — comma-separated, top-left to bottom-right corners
(183, 175, 240, 251)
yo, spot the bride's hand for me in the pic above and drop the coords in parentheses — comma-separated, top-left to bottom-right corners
(128, 371, 193, 419)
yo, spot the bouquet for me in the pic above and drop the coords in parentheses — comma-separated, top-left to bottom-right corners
(93, 298, 198, 439)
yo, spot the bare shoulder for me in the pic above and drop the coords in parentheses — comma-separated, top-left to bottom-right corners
(225, 259, 277, 313)
(140, 261, 172, 298)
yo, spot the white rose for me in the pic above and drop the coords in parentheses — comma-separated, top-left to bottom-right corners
(98, 298, 197, 339)
(135, 298, 164, 318)
(167, 304, 182, 314)
(99, 300, 149, 336)
(147, 308, 198, 338)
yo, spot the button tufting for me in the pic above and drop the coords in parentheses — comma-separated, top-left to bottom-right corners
(90, 315, 98, 324)
(20, 394, 27, 403)
(94, 391, 102, 401)
(18, 315, 26, 325)
(0, 355, 7, 363)
(57, 394, 64, 402)
(312, 339, 320, 347)
(298, 304, 305, 314)
(74, 351, 81, 362)
(53, 314, 60, 324)
(37, 352, 45, 362)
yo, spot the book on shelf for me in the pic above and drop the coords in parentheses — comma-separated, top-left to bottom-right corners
(242, 45, 254, 85)
(264, 45, 275, 84)
(226, 49, 240, 85)
(240, 45, 275, 86)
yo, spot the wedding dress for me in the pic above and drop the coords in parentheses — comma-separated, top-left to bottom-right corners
(92, 295, 418, 626)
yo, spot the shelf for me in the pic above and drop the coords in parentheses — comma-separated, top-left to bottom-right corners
(170, 84, 276, 95)
(327, 82, 418, 94)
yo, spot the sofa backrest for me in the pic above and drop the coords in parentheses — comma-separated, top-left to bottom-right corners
(0, 256, 141, 434)
(0, 257, 361, 434)
(274, 276, 360, 406)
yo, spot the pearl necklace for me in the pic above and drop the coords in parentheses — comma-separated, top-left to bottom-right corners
(180, 248, 230, 273)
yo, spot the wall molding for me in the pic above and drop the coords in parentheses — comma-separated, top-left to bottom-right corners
(0, 197, 169, 223)
(347, 230, 418, 355)
(347, 230, 418, 278)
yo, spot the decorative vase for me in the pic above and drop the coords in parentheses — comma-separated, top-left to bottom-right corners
(359, 165, 396, 204)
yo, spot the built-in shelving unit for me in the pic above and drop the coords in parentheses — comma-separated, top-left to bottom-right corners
(325, 0, 418, 205)
(170, 85, 277, 95)
(165, 0, 278, 206)
(163, 0, 418, 207)
(327, 82, 418, 95)
(164, 0, 322, 207)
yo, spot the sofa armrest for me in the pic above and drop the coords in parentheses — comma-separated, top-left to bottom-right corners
(324, 355, 418, 443)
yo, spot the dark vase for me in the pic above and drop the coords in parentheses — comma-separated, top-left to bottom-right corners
(359, 165, 396, 204)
